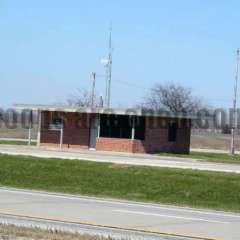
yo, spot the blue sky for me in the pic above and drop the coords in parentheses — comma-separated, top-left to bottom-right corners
(0, 0, 240, 108)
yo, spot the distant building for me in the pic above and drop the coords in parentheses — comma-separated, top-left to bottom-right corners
(14, 104, 193, 154)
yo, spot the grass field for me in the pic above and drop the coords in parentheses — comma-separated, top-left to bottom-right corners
(158, 151, 240, 164)
(191, 132, 240, 150)
(0, 224, 113, 240)
(0, 124, 38, 139)
(0, 154, 240, 212)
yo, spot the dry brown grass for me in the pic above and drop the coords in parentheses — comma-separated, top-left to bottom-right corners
(0, 124, 38, 139)
(191, 132, 240, 150)
(109, 164, 130, 169)
(0, 224, 115, 240)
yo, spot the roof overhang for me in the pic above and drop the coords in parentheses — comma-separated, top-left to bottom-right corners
(13, 104, 198, 119)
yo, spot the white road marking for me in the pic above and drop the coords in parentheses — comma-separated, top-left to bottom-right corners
(1, 187, 240, 220)
(114, 209, 230, 224)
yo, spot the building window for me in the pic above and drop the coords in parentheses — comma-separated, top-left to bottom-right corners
(99, 114, 145, 140)
(49, 117, 64, 130)
(134, 117, 145, 140)
(100, 115, 132, 139)
(168, 122, 177, 142)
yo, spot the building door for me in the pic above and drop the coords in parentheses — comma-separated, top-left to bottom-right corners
(89, 117, 99, 149)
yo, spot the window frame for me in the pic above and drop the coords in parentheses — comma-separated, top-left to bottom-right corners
(49, 117, 64, 131)
(99, 114, 145, 140)
(168, 122, 177, 142)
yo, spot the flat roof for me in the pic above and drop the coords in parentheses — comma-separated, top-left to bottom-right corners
(13, 104, 197, 119)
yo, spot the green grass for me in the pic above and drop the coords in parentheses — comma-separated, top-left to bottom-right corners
(157, 151, 240, 164)
(0, 154, 240, 212)
(0, 140, 36, 146)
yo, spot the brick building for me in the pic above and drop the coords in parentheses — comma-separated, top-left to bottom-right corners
(14, 104, 193, 154)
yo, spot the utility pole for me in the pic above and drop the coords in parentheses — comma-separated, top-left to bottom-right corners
(230, 48, 240, 155)
(99, 95, 104, 108)
(91, 72, 96, 108)
(28, 110, 33, 146)
(59, 114, 64, 150)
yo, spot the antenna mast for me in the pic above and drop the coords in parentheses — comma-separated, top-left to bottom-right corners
(91, 72, 96, 108)
(101, 24, 113, 108)
(106, 25, 113, 108)
(230, 48, 240, 155)
(107, 24, 112, 108)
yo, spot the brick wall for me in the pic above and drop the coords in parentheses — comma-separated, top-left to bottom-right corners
(96, 117, 191, 154)
(40, 111, 92, 149)
(142, 117, 191, 154)
(40, 112, 191, 154)
(96, 138, 135, 152)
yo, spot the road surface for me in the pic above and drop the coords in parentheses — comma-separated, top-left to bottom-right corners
(0, 213, 188, 240)
(0, 187, 239, 240)
(0, 145, 240, 174)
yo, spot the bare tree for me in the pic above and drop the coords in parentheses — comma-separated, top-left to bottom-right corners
(67, 89, 102, 108)
(142, 82, 204, 114)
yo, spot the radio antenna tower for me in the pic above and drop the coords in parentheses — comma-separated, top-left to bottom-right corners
(101, 25, 113, 108)
(106, 24, 113, 108)
(230, 48, 240, 155)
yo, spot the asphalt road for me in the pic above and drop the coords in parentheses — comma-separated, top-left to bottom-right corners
(0, 145, 240, 174)
(0, 188, 239, 240)
(0, 214, 194, 240)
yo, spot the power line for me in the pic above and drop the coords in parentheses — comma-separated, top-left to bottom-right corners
(113, 79, 149, 90)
